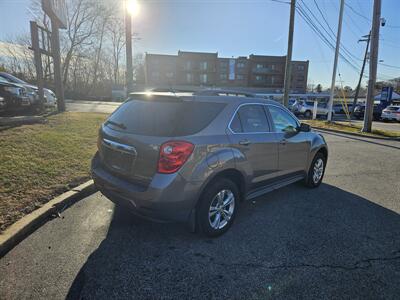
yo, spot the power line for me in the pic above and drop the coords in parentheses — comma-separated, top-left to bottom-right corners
(296, 2, 363, 75)
(272, 0, 397, 82)
(313, 0, 336, 37)
(296, 5, 360, 75)
(345, 2, 371, 23)
(308, 0, 363, 62)
(378, 63, 400, 70)
(346, 2, 400, 29)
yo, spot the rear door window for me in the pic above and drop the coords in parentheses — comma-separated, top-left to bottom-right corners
(230, 104, 270, 133)
(107, 99, 226, 136)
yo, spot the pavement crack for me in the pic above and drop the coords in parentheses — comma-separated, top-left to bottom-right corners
(194, 251, 400, 271)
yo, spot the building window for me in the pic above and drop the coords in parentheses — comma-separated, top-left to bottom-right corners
(166, 72, 174, 79)
(185, 61, 192, 70)
(237, 62, 245, 68)
(256, 64, 264, 69)
(186, 73, 192, 83)
(271, 76, 275, 84)
(237, 74, 244, 80)
(220, 61, 228, 68)
(297, 75, 305, 81)
(200, 73, 207, 84)
(297, 65, 305, 71)
(199, 61, 208, 71)
(255, 75, 263, 81)
(271, 64, 275, 70)
(220, 74, 227, 80)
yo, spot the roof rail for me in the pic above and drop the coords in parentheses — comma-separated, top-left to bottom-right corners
(193, 89, 256, 98)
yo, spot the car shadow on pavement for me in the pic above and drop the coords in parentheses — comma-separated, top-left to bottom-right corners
(66, 183, 400, 299)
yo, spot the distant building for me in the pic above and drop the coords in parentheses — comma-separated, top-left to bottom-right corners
(177, 51, 218, 86)
(144, 51, 309, 93)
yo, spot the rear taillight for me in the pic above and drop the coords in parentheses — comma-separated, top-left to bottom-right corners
(157, 141, 194, 174)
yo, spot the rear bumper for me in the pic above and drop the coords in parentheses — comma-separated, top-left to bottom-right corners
(381, 113, 400, 121)
(91, 152, 199, 223)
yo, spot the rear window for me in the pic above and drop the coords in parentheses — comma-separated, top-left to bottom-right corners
(386, 106, 400, 111)
(107, 99, 226, 136)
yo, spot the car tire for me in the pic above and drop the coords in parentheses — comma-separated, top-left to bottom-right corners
(197, 178, 239, 237)
(304, 152, 326, 188)
(304, 110, 312, 119)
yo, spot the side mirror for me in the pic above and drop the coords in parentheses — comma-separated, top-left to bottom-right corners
(298, 123, 311, 132)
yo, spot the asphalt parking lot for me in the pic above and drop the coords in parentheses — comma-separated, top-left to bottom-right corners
(1, 131, 399, 299)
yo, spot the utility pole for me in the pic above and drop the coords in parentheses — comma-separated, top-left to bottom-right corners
(362, 0, 381, 133)
(351, 32, 371, 115)
(327, 0, 345, 121)
(283, 0, 296, 108)
(125, 8, 134, 95)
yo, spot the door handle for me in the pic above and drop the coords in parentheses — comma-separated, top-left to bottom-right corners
(239, 139, 251, 146)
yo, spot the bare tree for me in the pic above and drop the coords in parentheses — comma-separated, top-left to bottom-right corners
(2, 0, 133, 99)
(107, 17, 126, 86)
(61, 0, 98, 86)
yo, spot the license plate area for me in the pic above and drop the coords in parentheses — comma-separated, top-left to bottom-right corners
(102, 139, 137, 175)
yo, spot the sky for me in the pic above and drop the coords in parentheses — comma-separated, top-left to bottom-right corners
(0, 0, 399, 88)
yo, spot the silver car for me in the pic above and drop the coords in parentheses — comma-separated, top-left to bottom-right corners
(381, 106, 400, 122)
(291, 100, 334, 119)
(92, 92, 328, 236)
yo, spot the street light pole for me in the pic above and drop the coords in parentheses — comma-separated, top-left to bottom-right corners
(327, 0, 344, 122)
(125, 3, 134, 95)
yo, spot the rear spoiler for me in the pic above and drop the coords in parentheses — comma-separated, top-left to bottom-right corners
(128, 92, 191, 102)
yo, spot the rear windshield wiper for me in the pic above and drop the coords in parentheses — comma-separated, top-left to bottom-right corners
(105, 120, 127, 130)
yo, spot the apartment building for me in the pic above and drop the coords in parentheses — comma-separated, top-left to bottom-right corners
(145, 51, 309, 93)
(176, 51, 218, 86)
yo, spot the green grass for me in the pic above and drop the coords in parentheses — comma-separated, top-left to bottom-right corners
(0, 112, 107, 231)
(304, 120, 400, 138)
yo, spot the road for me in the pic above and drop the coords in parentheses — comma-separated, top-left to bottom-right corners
(66, 100, 121, 114)
(1, 131, 399, 299)
(66, 100, 400, 133)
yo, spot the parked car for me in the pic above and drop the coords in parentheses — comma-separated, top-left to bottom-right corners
(43, 89, 57, 108)
(0, 79, 31, 113)
(381, 105, 400, 122)
(353, 103, 383, 120)
(0, 72, 57, 109)
(291, 100, 334, 118)
(91, 92, 328, 237)
(333, 103, 353, 114)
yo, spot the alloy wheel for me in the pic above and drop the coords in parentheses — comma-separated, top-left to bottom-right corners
(208, 189, 235, 230)
(313, 158, 324, 184)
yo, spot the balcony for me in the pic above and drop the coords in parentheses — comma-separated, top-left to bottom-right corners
(251, 67, 281, 74)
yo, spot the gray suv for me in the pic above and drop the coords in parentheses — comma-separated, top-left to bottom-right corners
(91, 92, 328, 236)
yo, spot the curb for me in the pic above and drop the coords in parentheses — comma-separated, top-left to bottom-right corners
(312, 127, 400, 141)
(0, 115, 47, 127)
(0, 180, 97, 258)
